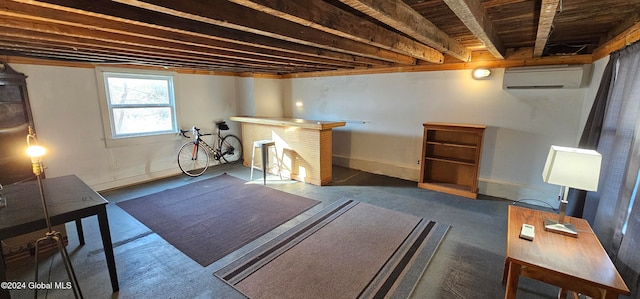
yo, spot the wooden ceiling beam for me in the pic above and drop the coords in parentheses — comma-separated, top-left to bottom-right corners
(337, 0, 471, 62)
(227, 0, 444, 64)
(3, 0, 636, 75)
(0, 42, 234, 71)
(112, 0, 416, 65)
(0, 15, 353, 71)
(0, 38, 331, 73)
(592, 20, 640, 60)
(599, 10, 640, 47)
(442, 0, 505, 59)
(0, 27, 339, 72)
(9, 0, 391, 68)
(533, 0, 561, 57)
(0, 42, 118, 63)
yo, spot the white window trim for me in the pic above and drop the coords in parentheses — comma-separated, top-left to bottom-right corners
(95, 67, 180, 148)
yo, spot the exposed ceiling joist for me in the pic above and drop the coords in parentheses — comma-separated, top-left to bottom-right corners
(600, 10, 640, 46)
(442, 0, 505, 59)
(0, 40, 297, 72)
(1, 0, 639, 75)
(0, 23, 341, 72)
(113, 0, 416, 65)
(0, 10, 367, 70)
(337, 0, 471, 62)
(8, 0, 393, 71)
(228, 0, 444, 64)
(534, 0, 561, 57)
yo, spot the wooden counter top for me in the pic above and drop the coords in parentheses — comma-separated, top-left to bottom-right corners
(423, 122, 487, 129)
(230, 116, 346, 130)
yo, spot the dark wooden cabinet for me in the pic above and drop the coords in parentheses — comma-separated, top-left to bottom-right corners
(418, 122, 486, 199)
(0, 62, 37, 185)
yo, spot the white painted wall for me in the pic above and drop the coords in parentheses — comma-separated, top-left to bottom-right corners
(236, 77, 255, 116)
(236, 77, 284, 117)
(254, 78, 284, 117)
(281, 63, 607, 207)
(579, 57, 609, 141)
(11, 64, 240, 191)
(10, 60, 607, 207)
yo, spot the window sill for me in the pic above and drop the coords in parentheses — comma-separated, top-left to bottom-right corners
(103, 132, 181, 148)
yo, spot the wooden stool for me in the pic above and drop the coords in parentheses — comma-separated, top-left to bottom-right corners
(250, 140, 282, 185)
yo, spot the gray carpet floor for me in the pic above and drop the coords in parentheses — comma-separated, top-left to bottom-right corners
(216, 199, 449, 299)
(4, 163, 561, 298)
(117, 173, 319, 266)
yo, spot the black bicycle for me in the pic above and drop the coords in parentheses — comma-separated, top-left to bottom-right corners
(177, 121, 242, 177)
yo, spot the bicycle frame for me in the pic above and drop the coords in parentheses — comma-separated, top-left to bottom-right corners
(178, 121, 242, 176)
(187, 126, 223, 160)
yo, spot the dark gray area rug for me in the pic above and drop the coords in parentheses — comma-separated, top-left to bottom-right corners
(216, 199, 449, 299)
(117, 173, 320, 266)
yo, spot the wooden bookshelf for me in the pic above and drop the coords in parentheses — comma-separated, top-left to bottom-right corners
(418, 123, 486, 198)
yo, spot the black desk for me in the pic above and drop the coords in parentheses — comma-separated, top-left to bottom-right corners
(0, 175, 118, 297)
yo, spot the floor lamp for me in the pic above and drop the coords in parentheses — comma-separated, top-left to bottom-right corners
(26, 127, 83, 299)
(542, 145, 602, 237)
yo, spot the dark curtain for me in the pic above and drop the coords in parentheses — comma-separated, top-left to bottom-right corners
(567, 41, 640, 298)
(617, 189, 640, 298)
(566, 54, 617, 218)
(592, 41, 640, 257)
(613, 41, 640, 295)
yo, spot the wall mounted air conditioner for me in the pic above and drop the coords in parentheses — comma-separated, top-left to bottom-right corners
(503, 64, 592, 89)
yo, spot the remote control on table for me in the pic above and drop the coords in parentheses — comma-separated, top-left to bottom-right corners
(519, 224, 535, 241)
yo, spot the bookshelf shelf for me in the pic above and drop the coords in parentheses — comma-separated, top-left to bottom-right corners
(418, 122, 486, 199)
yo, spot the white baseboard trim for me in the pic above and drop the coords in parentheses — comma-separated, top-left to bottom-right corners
(478, 178, 560, 209)
(332, 155, 559, 209)
(90, 168, 183, 192)
(332, 155, 419, 182)
(91, 156, 560, 210)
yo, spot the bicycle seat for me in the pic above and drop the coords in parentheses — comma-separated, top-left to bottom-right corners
(216, 121, 230, 130)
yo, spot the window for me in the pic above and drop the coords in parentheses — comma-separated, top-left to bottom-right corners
(96, 68, 178, 147)
(102, 72, 177, 137)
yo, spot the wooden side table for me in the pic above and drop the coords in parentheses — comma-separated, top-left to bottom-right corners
(503, 205, 629, 299)
(0, 175, 119, 298)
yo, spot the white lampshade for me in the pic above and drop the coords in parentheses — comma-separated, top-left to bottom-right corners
(542, 145, 602, 191)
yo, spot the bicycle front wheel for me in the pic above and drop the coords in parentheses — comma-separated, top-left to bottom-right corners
(220, 135, 243, 164)
(177, 142, 210, 177)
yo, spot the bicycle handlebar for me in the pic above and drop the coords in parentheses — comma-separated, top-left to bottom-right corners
(179, 126, 212, 138)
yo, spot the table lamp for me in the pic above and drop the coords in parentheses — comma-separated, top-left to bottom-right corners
(26, 126, 83, 298)
(542, 145, 602, 237)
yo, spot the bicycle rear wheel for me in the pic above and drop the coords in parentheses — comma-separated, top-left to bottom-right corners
(220, 135, 243, 164)
(177, 142, 210, 176)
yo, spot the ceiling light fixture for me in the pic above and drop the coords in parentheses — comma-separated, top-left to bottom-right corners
(472, 68, 492, 80)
